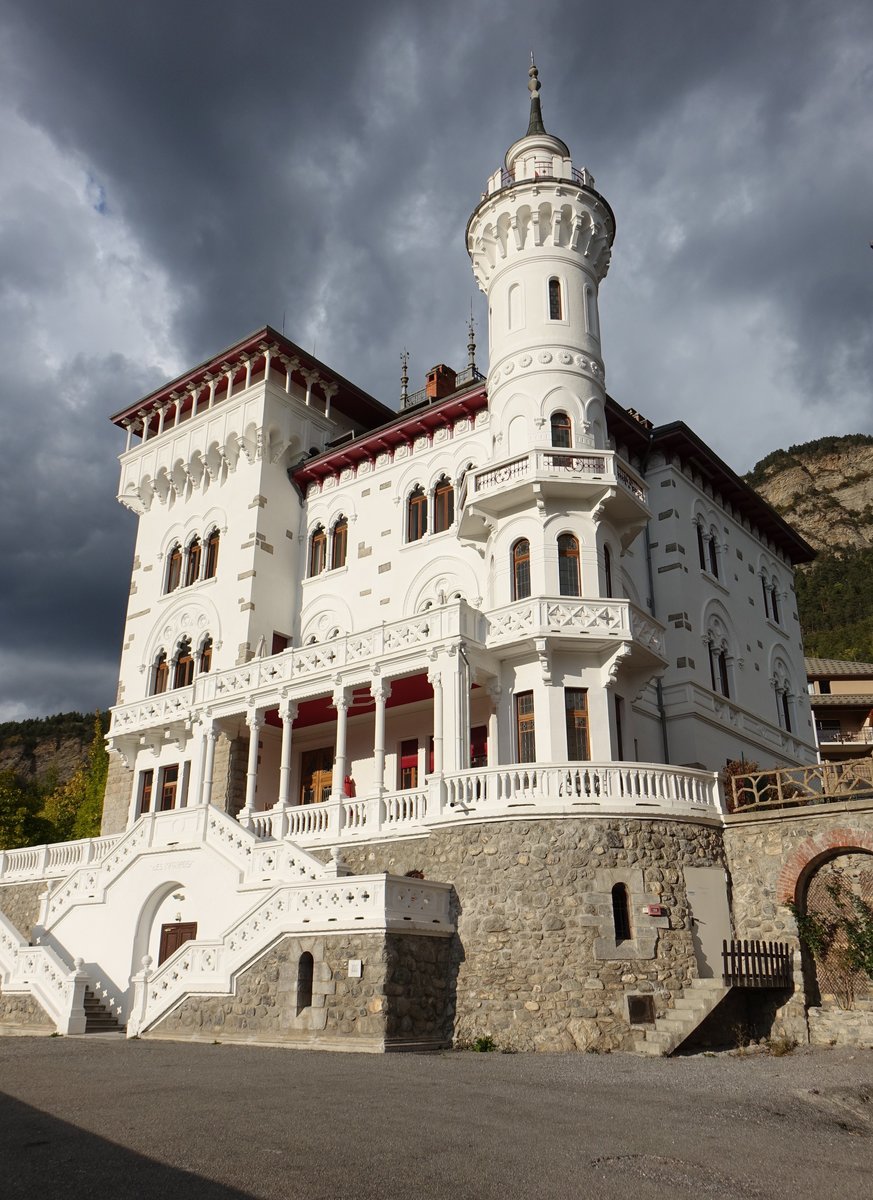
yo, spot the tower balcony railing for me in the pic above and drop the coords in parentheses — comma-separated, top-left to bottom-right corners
(485, 595, 666, 659)
(458, 448, 648, 533)
(493, 163, 595, 194)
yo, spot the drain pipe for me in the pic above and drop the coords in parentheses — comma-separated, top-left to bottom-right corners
(639, 436, 670, 763)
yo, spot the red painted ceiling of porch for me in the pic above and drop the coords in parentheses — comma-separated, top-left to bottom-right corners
(264, 672, 434, 731)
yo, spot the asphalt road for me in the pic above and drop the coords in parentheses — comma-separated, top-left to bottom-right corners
(0, 1036, 871, 1200)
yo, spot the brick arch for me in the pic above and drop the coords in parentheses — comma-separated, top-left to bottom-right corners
(776, 827, 873, 904)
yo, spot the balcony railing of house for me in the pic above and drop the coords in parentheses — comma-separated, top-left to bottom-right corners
(402, 367, 485, 410)
(485, 596, 666, 658)
(729, 758, 873, 814)
(458, 448, 648, 511)
(816, 725, 873, 745)
(496, 164, 594, 190)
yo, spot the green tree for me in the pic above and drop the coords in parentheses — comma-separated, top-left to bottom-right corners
(0, 771, 54, 851)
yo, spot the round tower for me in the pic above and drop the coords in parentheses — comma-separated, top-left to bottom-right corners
(467, 61, 615, 452)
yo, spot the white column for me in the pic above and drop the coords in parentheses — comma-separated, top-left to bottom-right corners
(190, 723, 208, 808)
(201, 725, 219, 806)
(205, 374, 216, 408)
(157, 403, 168, 435)
(123, 421, 133, 452)
(371, 679, 392, 793)
(449, 649, 471, 771)
(332, 687, 350, 798)
(428, 669, 444, 774)
(244, 710, 264, 813)
(275, 700, 298, 809)
(140, 410, 150, 442)
(322, 381, 337, 420)
(225, 365, 234, 401)
(242, 354, 252, 389)
(487, 684, 502, 766)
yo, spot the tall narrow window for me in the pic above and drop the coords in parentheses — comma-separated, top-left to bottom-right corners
(604, 544, 613, 598)
(165, 543, 182, 593)
(614, 694, 624, 760)
(565, 688, 590, 760)
(696, 523, 707, 571)
(199, 636, 213, 674)
(612, 884, 632, 943)
(550, 411, 572, 449)
(407, 486, 427, 542)
(771, 585, 781, 625)
(761, 576, 770, 619)
(585, 286, 599, 337)
(159, 765, 179, 812)
(433, 476, 454, 533)
(138, 769, 154, 815)
(174, 637, 194, 688)
(512, 539, 531, 600)
(399, 739, 419, 789)
(331, 516, 348, 569)
(184, 536, 201, 586)
(558, 534, 581, 597)
(708, 532, 719, 579)
(515, 691, 536, 763)
(296, 952, 314, 1014)
(717, 649, 730, 698)
(781, 690, 792, 733)
(308, 525, 327, 576)
(152, 652, 168, 696)
(548, 277, 563, 320)
(204, 528, 220, 579)
(508, 282, 522, 330)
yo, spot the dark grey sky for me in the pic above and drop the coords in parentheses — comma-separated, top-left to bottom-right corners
(0, 0, 871, 720)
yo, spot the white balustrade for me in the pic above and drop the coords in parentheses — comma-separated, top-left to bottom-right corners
(0, 912, 88, 1034)
(0, 834, 122, 882)
(467, 448, 648, 506)
(485, 597, 665, 657)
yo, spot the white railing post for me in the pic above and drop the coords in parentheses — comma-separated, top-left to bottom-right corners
(127, 955, 153, 1038)
(61, 958, 89, 1035)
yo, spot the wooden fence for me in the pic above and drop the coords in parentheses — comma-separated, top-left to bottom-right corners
(721, 939, 793, 988)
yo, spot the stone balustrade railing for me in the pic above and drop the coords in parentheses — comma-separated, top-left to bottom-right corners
(0, 834, 122, 882)
(485, 597, 666, 657)
(126, 873, 454, 1036)
(0, 911, 88, 1034)
(460, 448, 648, 509)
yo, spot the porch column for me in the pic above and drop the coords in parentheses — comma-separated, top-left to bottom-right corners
(190, 722, 208, 807)
(332, 686, 350, 798)
(276, 700, 298, 809)
(200, 723, 219, 806)
(428, 668, 444, 774)
(448, 646, 471, 771)
(243, 710, 264, 814)
(487, 683, 502, 765)
(371, 678, 392, 793)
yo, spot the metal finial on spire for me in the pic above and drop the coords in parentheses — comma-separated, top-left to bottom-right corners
(526, 53, 547, 137)
(400, 348, 409, 406)
(467, 302, 477, 375)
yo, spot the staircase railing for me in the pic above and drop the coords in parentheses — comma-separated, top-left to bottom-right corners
(0, 911, 88, 1033)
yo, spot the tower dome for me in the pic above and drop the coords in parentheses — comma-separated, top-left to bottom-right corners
(466, 59, 615, 451)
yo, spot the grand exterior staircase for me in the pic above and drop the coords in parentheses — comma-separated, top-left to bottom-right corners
(634, 979, 730, 1056)
(83, 986, 124, 1034)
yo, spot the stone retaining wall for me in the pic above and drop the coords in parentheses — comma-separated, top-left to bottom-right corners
(0, 881, 46, 941)
(147, 931, 453, 1050)
(332, 816, 725, 1052)
(808, 1002, 873, 1048)
(0, 989, 53, 1033)
(101, 751, 135, 835)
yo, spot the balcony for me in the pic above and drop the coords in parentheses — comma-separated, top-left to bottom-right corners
(485, 596, 666, 663)
(458, 449, 649, 542)
(816, 724, 873, 747)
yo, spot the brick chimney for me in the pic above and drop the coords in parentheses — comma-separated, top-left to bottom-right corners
(426, 364, 457, 400)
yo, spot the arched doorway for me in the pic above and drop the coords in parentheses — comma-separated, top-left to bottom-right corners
(799, 851, 873, 1010)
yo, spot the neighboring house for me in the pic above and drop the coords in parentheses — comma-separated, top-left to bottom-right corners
(6, 63, 870, 1055)
(807, 657, 873, 759)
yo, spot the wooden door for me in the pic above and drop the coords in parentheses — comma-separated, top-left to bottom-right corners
(300, 747, 333, 805)
(158, 922, 198, 965)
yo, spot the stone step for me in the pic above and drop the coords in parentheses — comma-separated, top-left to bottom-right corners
(689, 977, 724, 990)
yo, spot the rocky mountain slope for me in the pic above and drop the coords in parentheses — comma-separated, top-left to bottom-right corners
(0, 712, 104, 789)
(746, 434, 873, 661)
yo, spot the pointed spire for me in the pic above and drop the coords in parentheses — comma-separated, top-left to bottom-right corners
(526, 53, 547, 137)
(400, 348, 409, 406)
(467, 302, 477, 375)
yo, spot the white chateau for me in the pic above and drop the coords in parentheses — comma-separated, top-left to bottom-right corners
(0, 65, 823, 1052)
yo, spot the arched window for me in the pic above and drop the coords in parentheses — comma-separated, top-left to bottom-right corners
(433, 476, 454, 533)
(203, 528, 220, 580)
(557, 534, 581, 597)
(308, 525, 327, 576)
(550, 411, 572, 449)
(771, 582, 781, 625)
(612, 884, 632, 943)
(152, 651, 168, 696)
(603, 544, 613, 598)
(761, 575, 771, 619)
(331, 516, 348, 570)
(508, 282, 522, 330)
(710, 648, 730, 698)
(512, 539, 531, 601)
(165, 543, 182, 593)
(585, 285, 599, 337)
(296, 952, 314, 1014)
(548, 277, 563, 320)
(407, 485, 427, 542)
(199, 636, 213, 674)
(174, 637, 194, 689)
(696, 522, 707, 571)
(781, 689, 792, 732)
(184, 536, 201, 587)
(708, 530, 719, 579)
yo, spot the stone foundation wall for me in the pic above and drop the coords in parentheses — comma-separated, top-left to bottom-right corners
(0, 989, 53, 1032)
(808, 1001, 873, 1048)
(333, 817, 725, 1052)
(101, 751, 135, 835)
(209, 733, 246, 817)
(147, 931, 453, 1050)
(0, 881, 45, 940)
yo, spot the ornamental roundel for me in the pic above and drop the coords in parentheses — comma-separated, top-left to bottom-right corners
(538, 351, 552, 364)
(519, 354, 533, 367)
(559, 351, 573, 364)
(503, 362, 515, 375)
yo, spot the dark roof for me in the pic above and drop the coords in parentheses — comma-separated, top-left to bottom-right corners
(808, 693, 873, 708)
(604, 399, 815, 565)
(806, 657, 873, 678)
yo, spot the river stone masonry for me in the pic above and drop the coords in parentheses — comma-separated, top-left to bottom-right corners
(0, 882, 47, 941)
(331, 816, 725, 1052)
